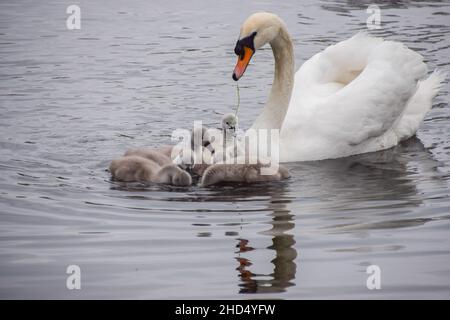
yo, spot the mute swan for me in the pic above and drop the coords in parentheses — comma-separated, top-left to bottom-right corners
(232, 12, 446, 162)
(200, 158, 290, 187)
(110, 156, 192, 186)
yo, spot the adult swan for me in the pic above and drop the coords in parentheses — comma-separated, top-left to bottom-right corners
(232, 12, 445, 162)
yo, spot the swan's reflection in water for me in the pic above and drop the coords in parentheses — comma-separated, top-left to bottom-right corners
(201, 182, 297, 294)
(236, 207, 297, 294)
(286, 137, 447, 235)
(206, 137, 444, 294)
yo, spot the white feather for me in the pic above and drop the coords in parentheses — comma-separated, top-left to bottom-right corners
(279, 33, 446, 161)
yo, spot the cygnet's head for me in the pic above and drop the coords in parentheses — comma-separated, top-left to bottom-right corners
(221, 113, 238, 134)
(173, 126, 214, 166)
(190, 125, 214, 152)
(158, 164, 192, 186)
(172, 169, 192, 186)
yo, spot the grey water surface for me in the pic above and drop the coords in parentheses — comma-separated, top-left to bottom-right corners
(1, 0, 450, 299)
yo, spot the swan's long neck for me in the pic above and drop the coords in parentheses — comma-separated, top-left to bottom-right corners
(252, 26, 295, 130)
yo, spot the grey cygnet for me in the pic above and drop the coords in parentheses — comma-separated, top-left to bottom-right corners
(200, 161, 290, 187)
(110, 156, 192, 186)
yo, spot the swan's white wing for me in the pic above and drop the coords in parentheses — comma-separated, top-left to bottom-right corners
(281, 33, 428, 160)
(394, 70, 447, 140)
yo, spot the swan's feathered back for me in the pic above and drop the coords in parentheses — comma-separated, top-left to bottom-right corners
(280, 33, 445, 161)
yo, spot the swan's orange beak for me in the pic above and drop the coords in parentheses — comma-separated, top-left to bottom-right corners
(233, 46, 254, 81)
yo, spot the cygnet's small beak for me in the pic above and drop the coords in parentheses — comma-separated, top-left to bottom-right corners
(233, 46, 254, 81)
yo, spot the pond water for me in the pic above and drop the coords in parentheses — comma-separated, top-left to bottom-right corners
(0, 0, 449, 299)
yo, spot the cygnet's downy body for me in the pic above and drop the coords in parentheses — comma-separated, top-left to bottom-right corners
(124, 149, 173, 166)
(200, 158, 290, 186)
(110, 156, 192, 186)
(154, 145, 175, 158)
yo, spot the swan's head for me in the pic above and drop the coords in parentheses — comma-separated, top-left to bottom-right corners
(233, 12, 285, 81)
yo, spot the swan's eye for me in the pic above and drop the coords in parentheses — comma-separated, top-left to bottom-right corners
(234, 43, 245, 60)
(234, 31, 257, 59)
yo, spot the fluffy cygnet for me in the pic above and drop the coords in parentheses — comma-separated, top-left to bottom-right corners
(211, 113, 244, 164)
(222, 113, 238, 133)
(124, 149, 172, 166)
(173, 126, 215, 176)
(145, 127, 213, 165)
(200, 159, 290, 187)
(110, 155, 192, 186)
(155, 145, 174, 158)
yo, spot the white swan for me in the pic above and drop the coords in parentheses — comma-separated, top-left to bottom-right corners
(232, 12, 446, 162)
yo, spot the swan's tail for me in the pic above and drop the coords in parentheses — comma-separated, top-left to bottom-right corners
(394, 69, 447, 141)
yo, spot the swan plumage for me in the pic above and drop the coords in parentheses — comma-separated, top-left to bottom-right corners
(281, 33, 445, 161)
(233, 12, 446, 162)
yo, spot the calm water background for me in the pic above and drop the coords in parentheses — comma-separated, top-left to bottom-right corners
(1, 0, 449, 299)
